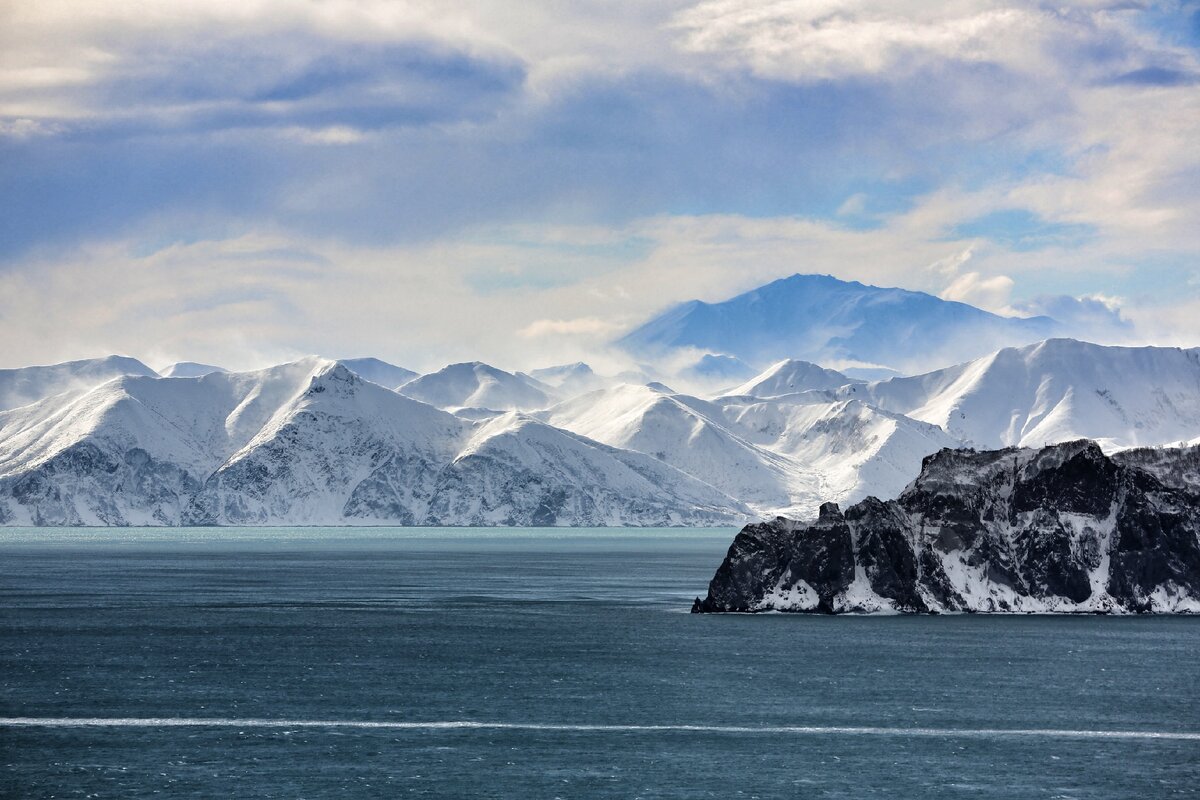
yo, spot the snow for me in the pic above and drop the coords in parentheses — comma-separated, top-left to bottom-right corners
(833, 566, 897, 613)
(0, 355, 156, 412)
(616, 272, 1058, 374)
(0, 360, 747, 526)
(728, 359, 859, 399)
(757, 579, 819, 611)
(336, 358, 417, 389)
(839, 339, 1200, 451)
(528, 362, 607, 396)
(159, 362, 227, 379)
(5, 337, 1200, 529)
(400, 362, 558, 411)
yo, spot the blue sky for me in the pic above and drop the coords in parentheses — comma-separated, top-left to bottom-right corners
(1, 0, 1198, 371)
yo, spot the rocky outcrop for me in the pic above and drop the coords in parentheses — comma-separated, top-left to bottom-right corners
(693, 440, 1200, 613)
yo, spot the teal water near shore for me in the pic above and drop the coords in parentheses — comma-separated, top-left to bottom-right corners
(2, 527, 1197, 798)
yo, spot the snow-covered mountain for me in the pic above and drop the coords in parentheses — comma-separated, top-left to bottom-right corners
(542, 382, 959, 517)
(5, 337, 1200, 527)
(528, 362, 607, 396)
(837, 339, 1200, 450)
(714, 393, 961, 513)
(542, 384, 819, 514)
(617, 273, 1059, 374)
(400, 362, 558, 411)
(0, 356, 157, 411)
(677, 354, 758, 393)
(160, 362, 227, 378)
(695, 440, 1200, 614)
(425, 412, 748, 526)
(728, 359, 859, 398)
(0, 360, 746, 526)
(336, 357, 418, 389)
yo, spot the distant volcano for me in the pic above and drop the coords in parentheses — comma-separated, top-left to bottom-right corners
(617, 273, 1058, 374)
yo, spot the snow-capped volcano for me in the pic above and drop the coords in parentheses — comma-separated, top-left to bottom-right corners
(617, 273, 1059, 374)
(0, 355, 157, 411)
(838, 339, 1200, 450)
(400, 362, 558, 411)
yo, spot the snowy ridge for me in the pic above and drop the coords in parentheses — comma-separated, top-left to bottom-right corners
(728, 359, 860, 398)
(542, 383, 959, 518)
(5, 339, 1200, 527)
(0, 356, 156, 412)
(838, 339, 1200, 450)
(159, 362, 227, 379)
(695, 440, 1200, 614)
(400, 362, 558, 411)
(336, 358, 418, 389)
(0, 361, 746, 526)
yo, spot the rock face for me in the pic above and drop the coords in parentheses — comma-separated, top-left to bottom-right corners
(694, 440, 1200, 614)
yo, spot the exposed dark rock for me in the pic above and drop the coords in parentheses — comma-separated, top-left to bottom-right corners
(695, 440, 1200, 614)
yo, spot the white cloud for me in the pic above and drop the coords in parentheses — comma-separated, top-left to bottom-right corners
(518, 317, 623, 338)
(927, 245, 975, 279)
(668, 1, 1137, 83)
(939, 271, 1015, 311)
(280, 125, 368, 145)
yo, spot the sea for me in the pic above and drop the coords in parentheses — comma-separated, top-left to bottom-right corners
(1, 527, 1197, 798)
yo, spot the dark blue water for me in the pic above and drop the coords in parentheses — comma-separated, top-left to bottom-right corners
(2, 527, 1198, 798)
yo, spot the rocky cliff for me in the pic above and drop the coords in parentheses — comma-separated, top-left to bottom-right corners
(693, 440, 1200, 613)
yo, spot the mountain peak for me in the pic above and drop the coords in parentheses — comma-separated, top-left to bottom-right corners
(617, 273, 1060, 374)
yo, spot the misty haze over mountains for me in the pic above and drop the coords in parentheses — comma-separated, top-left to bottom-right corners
(0, 274, 1192, 527)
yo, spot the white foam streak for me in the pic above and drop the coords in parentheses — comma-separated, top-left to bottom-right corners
(3, 718, 1199, 741)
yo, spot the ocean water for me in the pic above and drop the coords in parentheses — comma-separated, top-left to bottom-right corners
(1, 527, 1198, 799)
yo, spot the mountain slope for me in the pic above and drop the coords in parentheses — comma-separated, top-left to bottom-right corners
(528, 362, 607, 397)
(617, 273, 1058, 373)
(0, 356, 157, 411)
(677, 354, 758, 393)
(0, 358, 358, 524)
(838, 339, 1200, 450)
(160, 362, 227, 378)
(542, 384, 816, 513)
(401, 362, 558, 411)
(695, 440, 1200, 614)
(0, 361, 747, 526)
(426, 412, 748, 526)
(714, 393, 961, 513)
(194, 365, 467, 525)
(728, 359, 859, 398)
(543, 383, 960, 517)
(337, 357, 418, 389)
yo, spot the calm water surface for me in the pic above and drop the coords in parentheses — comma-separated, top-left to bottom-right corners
(1, 527, 1198, 798)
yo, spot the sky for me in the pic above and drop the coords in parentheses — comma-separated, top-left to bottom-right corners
(1, 0, 1198, 372)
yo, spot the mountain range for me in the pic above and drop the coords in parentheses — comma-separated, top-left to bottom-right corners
(0, 273, 1194, 526)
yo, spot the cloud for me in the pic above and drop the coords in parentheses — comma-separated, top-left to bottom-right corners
(1010, 293, 1134, 342)
(668, 1, 1159, 84)
(939, 271, 1016, 312)
(927, 245, 975, 278)
(518, 318, 623, 338)
(949, 209, 1096, 252)
(0, 1, 1198, 368)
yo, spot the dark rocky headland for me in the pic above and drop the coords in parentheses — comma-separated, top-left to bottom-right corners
(694, 440, 1200, 613)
